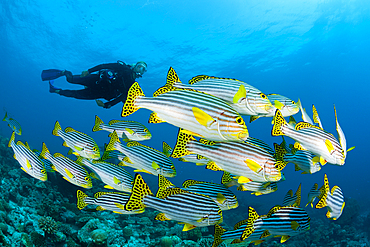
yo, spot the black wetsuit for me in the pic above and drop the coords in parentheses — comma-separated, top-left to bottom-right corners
(58, 62, 136, 108)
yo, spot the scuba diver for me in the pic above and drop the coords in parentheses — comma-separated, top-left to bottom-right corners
(41, 61, 147, 109)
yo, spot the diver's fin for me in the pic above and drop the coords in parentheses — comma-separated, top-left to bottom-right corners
(41, 69, 64, 81)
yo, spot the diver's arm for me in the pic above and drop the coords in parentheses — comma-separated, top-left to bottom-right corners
(103, 94, 126, 109)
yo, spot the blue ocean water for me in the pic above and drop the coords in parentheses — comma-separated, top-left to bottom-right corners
(1, 0, 369, 246)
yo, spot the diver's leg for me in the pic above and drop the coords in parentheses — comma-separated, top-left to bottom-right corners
(57, 88, 102, 100)
(66, 73, 100, 87)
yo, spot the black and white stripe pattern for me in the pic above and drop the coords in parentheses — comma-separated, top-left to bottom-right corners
(284, 149, 321, 174)
(261, 206, 310, 238)
(44, 151, 92, 188)
(187, 139, 282, 182)
(267, 94, 299, 118)
(80, 158, 133, 192)
(114, 141, 176, 177)
(3, 112, 22, 135)
(137, 88, 249, 142)
(9, 133, 46, 181)
(181, 180, 238, 210)
(83, 191, 144, 214)
(144, 189, 223, 228)
(173, 76, 273, 116)
(54, 121, 100, 160)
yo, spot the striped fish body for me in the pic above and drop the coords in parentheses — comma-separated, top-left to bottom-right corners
(8, 133, 46, 181)
(181, 180, 238, 211)
(77, 190, 144, 214)
(267, 94, 299, 118)
(3, 113, 22, 135)
(93, 116, 151, 141)
(282, 184, 301, 207)
(53, 121, 100, 160)
(173, 76, 273, 116)
(245, 137, 275, 155)
(113, 141, 176, 177)
(261, 206, 310, 241)
(144, 192, 222, 228)
(315, 174, 345, 220)
(131, 84, 249, 142)
(43, 151, 92, 188)
(187, 140, 282, 182)
(272, 110, 345, 166)
(215, 219, 267, 246)
(80, 159, 133, 192)
(284, 150, 321, 174)
(238, 181, 278, 196)
(306, 183, 320, 208)
(179, 154, 209, 165)
(325, 186, 345, 220)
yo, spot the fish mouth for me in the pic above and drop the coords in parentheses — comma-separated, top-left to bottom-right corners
(238, 131, 249, 141)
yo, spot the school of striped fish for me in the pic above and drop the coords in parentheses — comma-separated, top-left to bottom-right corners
(3, 67, 355, 245)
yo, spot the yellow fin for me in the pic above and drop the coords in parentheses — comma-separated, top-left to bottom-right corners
(26, 160, 32, 169)
(152, 161, 160, 170)
(216, 193, 226, 204)
(148, 112, 165, 123)
(65, 168, 74, 179)
(74, 146, 83, 151)
(274, 100, 284, 110)
(325, 139, 334, 153)
(192, 107, 215, 127)
(113, 176, 121, 185)
(182, 223, 197, 232)
(238, 176, 252, 184)
(125, 128, 134, 135)
(155, 212, 171, 221)
(104, 185, 114, 189)
(245, 159, 262, 173)
(281, 235, 290, 243)
(291, 221, 299, 230)
(233, 84, 246, 103)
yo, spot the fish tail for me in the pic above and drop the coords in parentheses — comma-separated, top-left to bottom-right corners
(316, 174, 329, 209)
(52, 121, 62, 136)
(8, 132, 15, 147)
(2, 112, 7, 121)
(271, 109, 287, 136)
(121, 82, 145, 117)
(106, 131, 120, 152)
(76, 190, 89, 210)
(92, 115, 104, 132)
(171, 129, 196, 159)
(40, 142, 51, 159)
(156, 175, 175, 198)
(212, 224, 226, 247)
(125, 174, 153, 211)
(241, 206, 259, 240)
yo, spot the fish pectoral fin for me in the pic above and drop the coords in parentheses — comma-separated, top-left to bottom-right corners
(192, 107, 216, 128)
(181, 223, 197, 232)
(233, 84, 246, 103)
(324, 139, 334, 153)
(274, 100, 284, 110)
(151, 161, 160, 170)
(74, 146, 83, 151)
(113, 176, 121, 185)
(114, 203, 125, 210)
(64, 168, 74, 179)
(320, 156, 327, 165)
(104, 185, 114, 189)
(244, 159, 263, 173)
(124, 128, 135, 135)
(26, 159, 32, 169)
(216, 193, 226, 204)
(280, 235, 290, 243)
(291, 221, 299, 230)
(237, 176, 252, 184)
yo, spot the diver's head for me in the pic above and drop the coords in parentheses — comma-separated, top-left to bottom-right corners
(132, 61, 147, 78)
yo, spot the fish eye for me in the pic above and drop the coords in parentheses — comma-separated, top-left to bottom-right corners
(236, 117, 244, 125)
(144, 129, 148, 132)
(85, 177, 91, 182)
(291, 100, 295, 104)
(260, 93, 267, 99)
